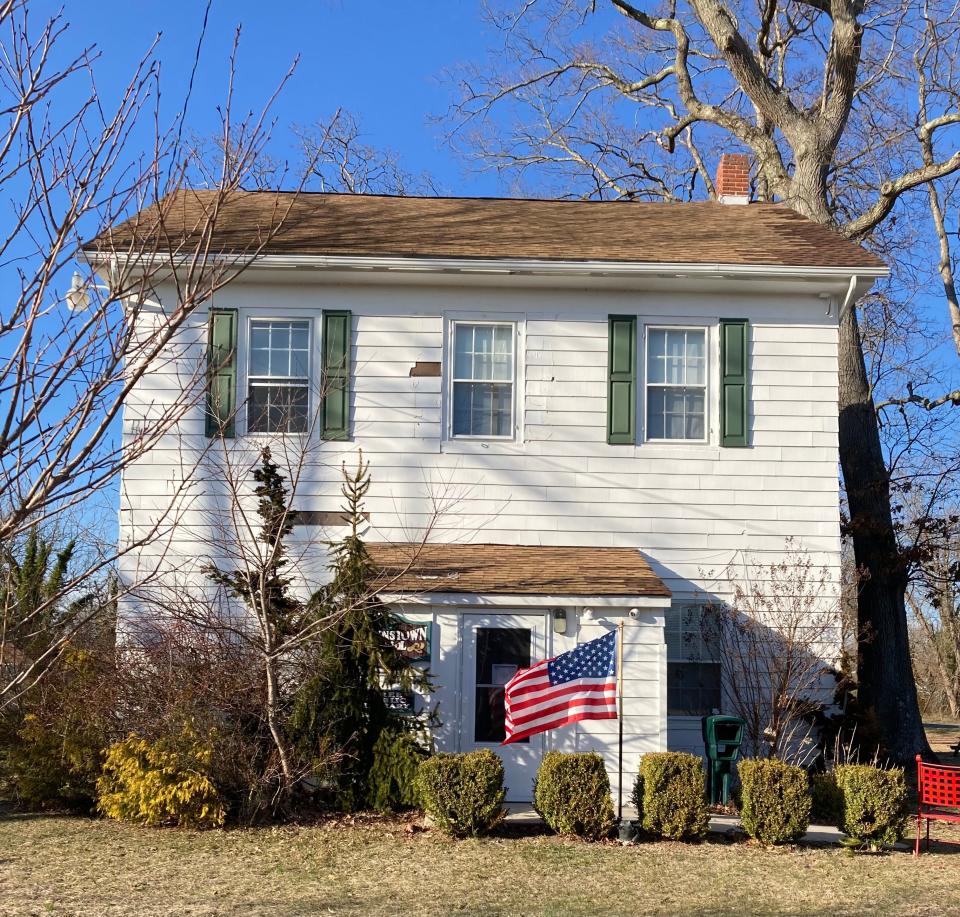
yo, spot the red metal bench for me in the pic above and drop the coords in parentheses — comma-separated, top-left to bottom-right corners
(915, 754, 960, 855)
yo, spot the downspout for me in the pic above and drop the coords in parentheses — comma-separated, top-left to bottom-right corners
(838, 274, 859, 323)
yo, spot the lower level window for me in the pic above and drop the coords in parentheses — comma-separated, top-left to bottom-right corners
(247, 319, 310, 433)
(667, 605, 722, 716)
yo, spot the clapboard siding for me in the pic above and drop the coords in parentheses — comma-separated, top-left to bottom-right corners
(121, 270, 840, 628)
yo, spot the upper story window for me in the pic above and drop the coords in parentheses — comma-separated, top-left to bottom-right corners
(247, 319, 310, 433)
(451, 322, 515, 438)
(646, 327, 707, 441)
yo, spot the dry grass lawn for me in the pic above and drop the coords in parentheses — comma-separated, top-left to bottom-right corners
(2, 812, 960, 917)
(3, 724, 959, 916)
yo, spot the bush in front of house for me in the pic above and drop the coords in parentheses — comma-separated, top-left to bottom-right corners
(414, 749, 505, 838)
(533, 751, 615, 840)
(97, 729, 226, 829)
(737, 758, 811, 845)
(633, 752, 709, 840)
(833, 763, 908, 850)
(810, 771, 844, 825)
(367, 726, 430, 814)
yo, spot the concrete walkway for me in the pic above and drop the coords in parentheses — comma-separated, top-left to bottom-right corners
(505, 806, 855, 847)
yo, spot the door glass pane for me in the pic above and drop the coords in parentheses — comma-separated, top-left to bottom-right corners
(474, 627, 531, 743)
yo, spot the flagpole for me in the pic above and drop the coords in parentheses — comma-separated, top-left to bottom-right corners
(617, 618, 625, 823)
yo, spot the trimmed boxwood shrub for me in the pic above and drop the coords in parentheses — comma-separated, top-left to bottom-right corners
(97, 732, 226, 829)
(810, 771, 843, 825)
(414, 749, 505, 837)
(737, 758, 811, 845)
(833, 763, 908, 850)
(533, 752, 614, 840)
(633, 752, 708, 840)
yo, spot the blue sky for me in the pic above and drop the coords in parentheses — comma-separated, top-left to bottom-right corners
(44, 0, 501, 195)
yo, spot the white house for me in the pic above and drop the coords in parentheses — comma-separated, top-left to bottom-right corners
(96, 155, 886, 803)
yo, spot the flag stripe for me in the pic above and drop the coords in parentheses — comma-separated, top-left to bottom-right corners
(505, 710, 618, 745)
(506, 681, 616, 716)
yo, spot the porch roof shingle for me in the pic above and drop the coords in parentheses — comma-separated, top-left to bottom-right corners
(366, 542, 671, 598)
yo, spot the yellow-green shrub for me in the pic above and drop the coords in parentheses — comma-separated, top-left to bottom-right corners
(7, 713, 103, 812)
(97, 732, 226, 829)
(414, 750, 505, 838)
(533, 752, 614, 840)
(633, 752, 708, 840)
(833, 763, 908, 850)
(737, 758, 811, 845)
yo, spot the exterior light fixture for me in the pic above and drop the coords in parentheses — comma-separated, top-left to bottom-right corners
(65, 271, 91, 312)
(552, 608, 567, 634)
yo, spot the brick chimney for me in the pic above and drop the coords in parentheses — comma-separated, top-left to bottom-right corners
(715, 153, 750, 205)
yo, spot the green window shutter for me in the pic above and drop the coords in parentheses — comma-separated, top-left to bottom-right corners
(607, 315, 637, 445)
(720, 318, 749, 448)
(205, 308, 237, 438)
(322, 310, 351, 441)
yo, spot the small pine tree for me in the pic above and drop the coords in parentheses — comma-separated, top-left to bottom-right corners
(1, 527, 77, 658)
(204, 447, 305, 794)
(290, 451, 430, 811)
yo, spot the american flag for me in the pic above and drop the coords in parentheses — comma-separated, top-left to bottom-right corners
(502, 631, 618, 745)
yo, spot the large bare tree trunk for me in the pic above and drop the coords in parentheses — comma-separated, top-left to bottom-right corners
(837, 308, 933, 761)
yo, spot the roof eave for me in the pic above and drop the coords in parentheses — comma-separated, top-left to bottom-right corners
(378, 592, 670, 608)
(83, 249, 888, 280)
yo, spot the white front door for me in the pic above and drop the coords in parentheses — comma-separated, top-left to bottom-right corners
(460, 613, 548, 803)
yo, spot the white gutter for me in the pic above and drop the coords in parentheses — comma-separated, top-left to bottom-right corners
(378, 592, 669, 609)
(88, 250, 889, 282)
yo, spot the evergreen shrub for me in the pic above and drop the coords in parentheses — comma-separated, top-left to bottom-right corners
(533, 752, 614, 840)
(737, 758, 811, 844)
(414, 750, 505, 837)
(633, 752, 708, 840)
(833, 763, 908, 850)
(810, 771, 843, 825)
(367, 726, 429, 813)
(97, 730, 226, 829)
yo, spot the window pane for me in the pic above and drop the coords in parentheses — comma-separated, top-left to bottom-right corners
(247, 383, 308, 433)
(646, 388, 665, 439)
(454, 324, 473, 378)
(686, 330, 706, 385)
(453, 382, 512, 437)
(472, 325, 494, 379)
(492, 325, 513, 381)
(249, 347, 270, 376)
(648, 329, 666, 383)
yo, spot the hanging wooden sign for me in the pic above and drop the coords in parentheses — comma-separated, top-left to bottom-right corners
(385, 617, 432, 662)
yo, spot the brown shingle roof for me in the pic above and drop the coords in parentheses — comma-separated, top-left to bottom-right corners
(367, 543, 671, 598)
(88, 190, 885, 270)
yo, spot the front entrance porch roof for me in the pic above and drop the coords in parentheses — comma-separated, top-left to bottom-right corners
(367, 543, 671, 602)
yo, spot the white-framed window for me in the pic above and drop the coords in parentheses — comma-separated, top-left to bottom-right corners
(247, 318, 311, 433)
(666, 605, 722, 717)
(450, 321, 515, 439)
(645, 326, 707, 441)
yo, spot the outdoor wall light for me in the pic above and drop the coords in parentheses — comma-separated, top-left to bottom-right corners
(552, 608, 567, 634)
(65, 271, 91, 312)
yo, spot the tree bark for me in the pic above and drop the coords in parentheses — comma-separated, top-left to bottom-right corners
(837, 306, 933, 762)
